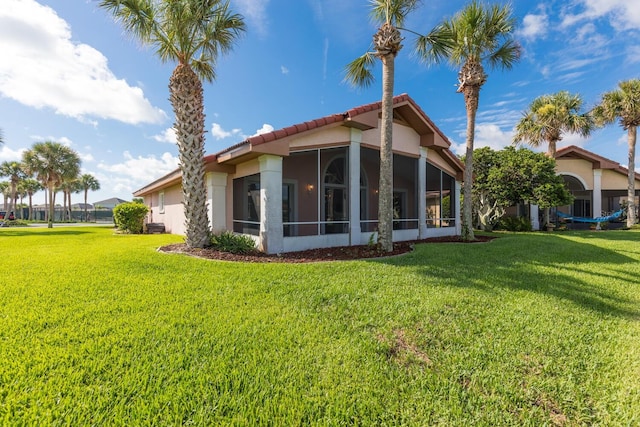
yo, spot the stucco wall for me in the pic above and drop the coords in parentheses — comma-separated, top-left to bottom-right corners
(147, 183, 185, 235)
(556, 159, 594, 189)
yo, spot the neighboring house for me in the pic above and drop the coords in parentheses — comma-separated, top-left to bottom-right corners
(555, 145, 640, 218)
(92, 198, 128, 209)
(134, 94, 464, 254)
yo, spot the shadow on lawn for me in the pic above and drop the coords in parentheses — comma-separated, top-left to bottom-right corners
(378, 233, 640, 319)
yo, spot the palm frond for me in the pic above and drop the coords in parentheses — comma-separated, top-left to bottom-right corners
(369, 0, 420, 26)
(344, 52, 377, 88)
(414, 24, 453, 66)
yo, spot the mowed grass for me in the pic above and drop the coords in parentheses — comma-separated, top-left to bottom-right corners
(0, 227, 639, 425)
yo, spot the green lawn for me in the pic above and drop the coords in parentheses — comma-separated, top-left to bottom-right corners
(1, 227, 639, 425)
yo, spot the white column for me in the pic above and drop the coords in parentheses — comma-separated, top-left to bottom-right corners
(349, 128, 362, 245)
(259, 155, 283, 254)
(455, 180, 462, 236)
(418, 147, 428, 239)
(593, 169, 602, 218)
(530, 204, 540, 231)
(206, 172, 227, 234)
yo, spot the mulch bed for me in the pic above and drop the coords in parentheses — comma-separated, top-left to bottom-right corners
(159, 235, 495, 263)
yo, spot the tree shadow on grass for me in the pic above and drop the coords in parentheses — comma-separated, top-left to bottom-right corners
(375, 233, 640, 319)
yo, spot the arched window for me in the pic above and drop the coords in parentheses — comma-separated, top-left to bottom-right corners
(323, 156, 348, 233)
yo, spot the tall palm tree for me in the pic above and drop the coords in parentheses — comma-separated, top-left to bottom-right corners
(99, 0, 245, 248)
(20, 178, 42, 221)
(0, 181, 9, 212)
(0, 161, 26, 217)
(80, 174, 100, 222)
(592, 79, 640, 227)
(416, 1, 520, 241)
(344, 0, 419, 252)
(513, 91, 594, 158)
(513, 91, 594, 228)
(22, 141, 81, 228)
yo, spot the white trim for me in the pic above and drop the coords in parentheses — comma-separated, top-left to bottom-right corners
(559, 172, 590, 190)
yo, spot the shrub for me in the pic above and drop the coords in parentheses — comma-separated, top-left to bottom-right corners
(113, 202, 149, 234)
(0, 220, 29, 227)
(498, 216, 532, 232)
(210, 231, 256, 254)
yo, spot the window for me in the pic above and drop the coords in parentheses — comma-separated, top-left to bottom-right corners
(232, 174, 261, 235)
(159, 191, 165, 214)
(426, 163, 455, 228)
(322, 153, 349, 234)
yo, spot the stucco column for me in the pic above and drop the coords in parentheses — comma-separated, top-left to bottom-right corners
(349, 128, 362, 245)
(259, 155, 283, 254)
(206, 172, 227, 234)
(418, 147, 428, 238)
(593, 169, 602, 218)
(530, 204, 540, 231)
(455, 180, 462, 235)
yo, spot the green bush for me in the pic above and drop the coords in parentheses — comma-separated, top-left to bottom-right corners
(498, 216, 533, 232)
(0, 219, 29, 227)
(113, 202, 149, 234)
(210, 231, 256, 254)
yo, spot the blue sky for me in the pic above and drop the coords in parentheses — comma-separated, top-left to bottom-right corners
(1, 0, 639, 204)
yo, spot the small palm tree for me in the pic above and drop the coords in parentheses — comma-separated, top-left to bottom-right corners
(22, 141, 81, 228)
(100, 0, 245, 248)
(416, 1, 520, 241)
(592, 79, 640, 227)
(513, 91, 594, 158)
(0, 161, 26, 217)
(0, 181, 9, 212)
(20, 178, 42, 221)
(513, 91, 594, 228)
(80, 174, 100, 222)
(344, 0, 419, 252)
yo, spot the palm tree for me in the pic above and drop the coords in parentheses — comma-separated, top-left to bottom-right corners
(344, 0, 419, 252)
(20, 178, 42, 221)
(99, 0, 245, 248)
(513, 91, 594, 158)
(80, 174, 100, 222)
(513, 91, 594, 228)
(592, 79, 640, 227)
(0, 181, 9, 212)
(22, 141, 81, 228)
(416, 1, 520, 241)
(0, 161, 26, 217)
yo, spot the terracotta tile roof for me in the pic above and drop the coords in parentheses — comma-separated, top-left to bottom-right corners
(556, 145, 640, 180)
(215, 93, 452, 157)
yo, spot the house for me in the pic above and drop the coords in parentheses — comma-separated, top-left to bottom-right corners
(93, 197, 128, 209)
(134, 94, 464, 254)
(554, 145, 640, 219)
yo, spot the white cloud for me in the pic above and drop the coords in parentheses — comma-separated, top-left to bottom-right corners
(0, 0, 166, 125)
(561, 0, 640, 31)
(450, 124, 514, 156)
(80, 153, 95, 163)
(233, 0, 270, 36)
(0, 145, 25, 162)
(280, 65, 289, 75)
(98, 151, 179, 186)
(253, 124, 274, 136)
(28, 135, 74, 147)
(627, 45, 640, 64)
(211, 123, 243, 140)
(519, 13, 548, 40)
(152, 128, 177, 144)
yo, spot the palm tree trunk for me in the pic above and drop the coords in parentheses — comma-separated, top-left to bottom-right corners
(47, 186, 54, 228)
(169, 63, 210, 248)
(28, 195, 33, 221)
(627, 126, 637, 227)
(461, 88, 480, 242)
(84, 189, 88, 222)
(378, 53, 395, 252)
